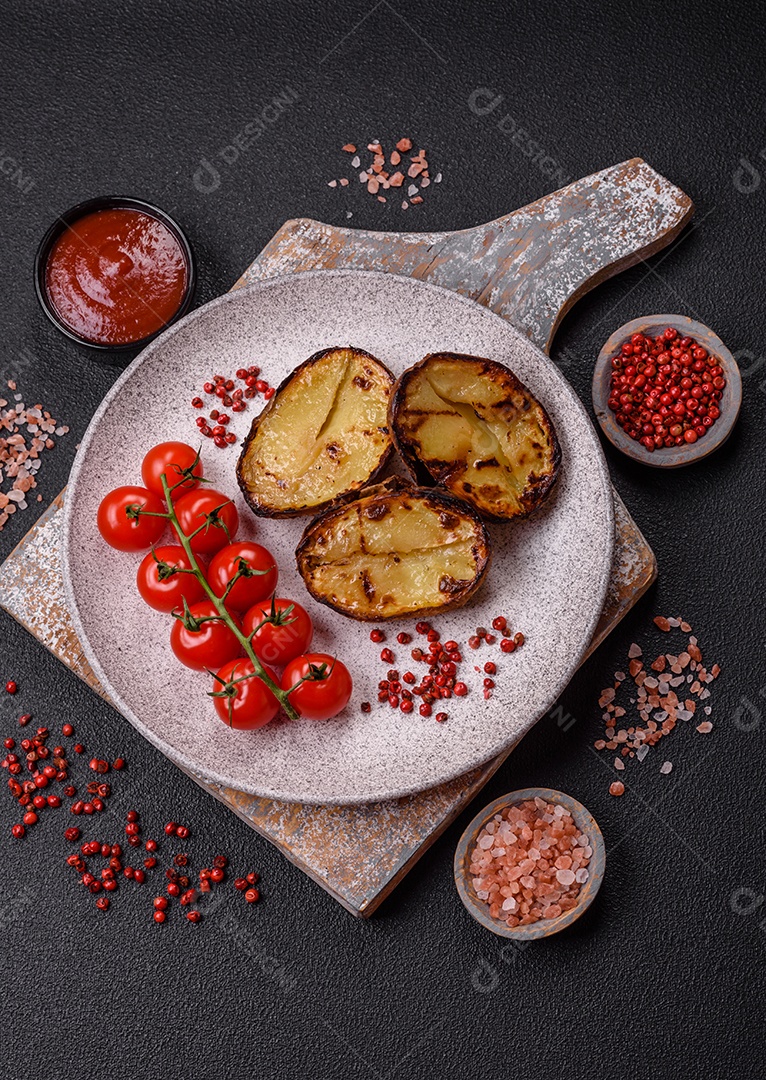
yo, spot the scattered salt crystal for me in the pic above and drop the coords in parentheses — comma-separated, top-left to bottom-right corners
(628, 643, 642, 658)
(614, 757, 625, 771)
(668, 617, 680, 627)
(696, 721, 713, 733)
(660, 761, 673, 775)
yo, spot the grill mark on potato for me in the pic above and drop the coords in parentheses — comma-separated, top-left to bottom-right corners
(302, 537, 478, 569)
(364, 501, 390, 520)
(360, 569, 375, 599)
(438, 574, 472, 595)
(353, 375, 372, 390)
(474, 458, 499, 470)
(424, 376, 516, 475)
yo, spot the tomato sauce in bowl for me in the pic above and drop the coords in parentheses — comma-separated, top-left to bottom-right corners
(36, 198, 195, 350)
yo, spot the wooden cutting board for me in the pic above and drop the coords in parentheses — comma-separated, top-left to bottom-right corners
(0, 158, 691, 915)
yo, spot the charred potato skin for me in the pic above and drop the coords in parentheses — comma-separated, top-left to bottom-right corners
(389, 352, 562, 523)
(295, 486, 492, 622)
(236, 347, 396, 519)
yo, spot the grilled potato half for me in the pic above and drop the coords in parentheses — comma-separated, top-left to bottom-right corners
(237, 347, 395, 517)
(390, 353, 561, 522)
(296, 485, 491, 621)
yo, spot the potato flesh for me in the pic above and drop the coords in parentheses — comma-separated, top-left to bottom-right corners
(241, 350, 391, 512)
(300, 497, 484, 618)
(401, 359, 554, 516)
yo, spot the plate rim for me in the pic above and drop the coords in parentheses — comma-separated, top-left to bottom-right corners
(62, 268, 615, 804)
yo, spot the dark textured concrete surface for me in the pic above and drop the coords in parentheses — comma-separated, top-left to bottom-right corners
(1, 2, 764, 1077)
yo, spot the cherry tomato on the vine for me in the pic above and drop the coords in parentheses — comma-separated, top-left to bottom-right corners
(136, 545, 208, 613)
(173, 488, 239, 556)
(97, 486, 166, 552)
(281, 653, 352, 721)
(141, 442, 204, 500)
(243, 597, 313, 666)
(169, 601, 243, 670)
(211, 658, 280, 730)
(208, 542, 278, 612)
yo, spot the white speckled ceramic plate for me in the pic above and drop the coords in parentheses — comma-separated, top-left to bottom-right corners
(63, 271, 614, 805)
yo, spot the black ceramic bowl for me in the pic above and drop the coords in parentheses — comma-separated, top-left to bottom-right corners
(34, 196, 196, 353)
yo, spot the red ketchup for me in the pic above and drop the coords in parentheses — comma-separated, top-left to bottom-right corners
(44, 207, 189, 346)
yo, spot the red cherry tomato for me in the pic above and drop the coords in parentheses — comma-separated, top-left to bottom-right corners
(173, 489, 239, 556)
(211, 658, 280, 730)
(281, 653, 352, 720)
(141, 442, 204, 500)
(136, 545, 208, 613)
(208, 542, 278, 612)
(243, 598, 313, 666)
(169, 601, 243, 670)
(97, 486, 166, 552)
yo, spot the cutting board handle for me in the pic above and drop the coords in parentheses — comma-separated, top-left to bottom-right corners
(242, 158, 694, 354)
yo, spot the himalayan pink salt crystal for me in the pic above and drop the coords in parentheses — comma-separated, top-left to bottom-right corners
(469, 800, 590, 927)
(696, 721, 713, 733)
(628, 643, 642, 658)
(660, 761, 673, 775)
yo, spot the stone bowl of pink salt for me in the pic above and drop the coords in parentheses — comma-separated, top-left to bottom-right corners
(454, 788, 605, 940)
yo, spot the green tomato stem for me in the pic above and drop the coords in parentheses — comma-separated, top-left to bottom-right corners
(159, 474, 299, 722)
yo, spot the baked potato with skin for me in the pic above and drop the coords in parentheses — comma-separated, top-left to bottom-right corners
(237, 347, 395, 517)
(389, 353, 561, 522)
(296, 485, 491, 621)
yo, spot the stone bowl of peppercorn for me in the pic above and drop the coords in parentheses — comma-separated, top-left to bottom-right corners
(592, 315, 742, 467)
